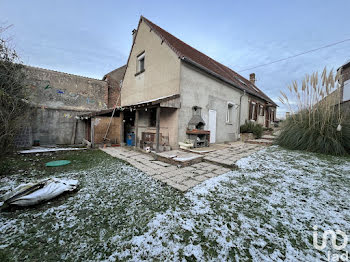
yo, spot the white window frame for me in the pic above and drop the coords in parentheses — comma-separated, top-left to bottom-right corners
(259, 105, 264, 116)
(137, 52, 145, 73)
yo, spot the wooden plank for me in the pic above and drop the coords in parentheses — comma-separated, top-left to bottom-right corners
(120, 111, 124, 146)
(160, 97, 181, 108)
(70, 119, 78, 144)
(155, 106, 161, 152)
(91, 118, 95, 148)
(135, 110, 139, 147)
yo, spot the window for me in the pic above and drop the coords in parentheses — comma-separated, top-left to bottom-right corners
(249, 101, 257, 120)
(259, 105, 264, 116)
(137, 52, 145, 74)
(226, 103, 233, 123)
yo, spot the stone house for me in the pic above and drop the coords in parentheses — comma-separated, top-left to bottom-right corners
(120, 16, 277, 151)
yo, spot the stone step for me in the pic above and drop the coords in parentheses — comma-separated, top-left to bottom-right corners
(245, 139, 274, 146)
(261, 135, 276, 140)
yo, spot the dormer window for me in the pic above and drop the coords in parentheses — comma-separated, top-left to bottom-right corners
(137, 52, 145, 74)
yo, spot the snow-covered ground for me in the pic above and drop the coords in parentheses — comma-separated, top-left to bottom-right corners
(1, 146, 349, 261)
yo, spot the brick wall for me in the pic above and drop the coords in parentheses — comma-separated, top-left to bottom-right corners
(103, 65, 126, 108)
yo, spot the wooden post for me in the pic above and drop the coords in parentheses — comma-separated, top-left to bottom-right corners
(70, 119, 78, 145)
(135, 109, 139, 147)
(120, 111, 124, 146)
(156, 106, 161, 152)
(90, 118, 95, 148)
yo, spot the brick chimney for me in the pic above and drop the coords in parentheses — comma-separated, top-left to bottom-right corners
(132, 29, 137, 43)
(249, 73, 256, 85)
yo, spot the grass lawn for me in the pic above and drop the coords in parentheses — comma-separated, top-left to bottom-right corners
(0, 147, 349, 261)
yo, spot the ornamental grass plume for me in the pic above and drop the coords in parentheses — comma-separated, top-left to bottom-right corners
(276, 67, 350, 156)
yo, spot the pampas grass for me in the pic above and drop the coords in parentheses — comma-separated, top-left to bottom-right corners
(276, 67, 350, 156)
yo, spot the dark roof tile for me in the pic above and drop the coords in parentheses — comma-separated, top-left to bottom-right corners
(142, 17, 276, 105)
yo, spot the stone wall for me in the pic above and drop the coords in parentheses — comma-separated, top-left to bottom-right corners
(18, 65, 108, 146)
(31, 108, 85, 145)
(24, 65, 108, 111)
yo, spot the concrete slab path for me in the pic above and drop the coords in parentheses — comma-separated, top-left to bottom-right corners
(101, 142, 264, 191)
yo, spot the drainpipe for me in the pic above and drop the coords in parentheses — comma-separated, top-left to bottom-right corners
(238, 90, 246, 139)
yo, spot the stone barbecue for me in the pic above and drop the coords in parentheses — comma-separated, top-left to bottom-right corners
(186, 106, 210, 147)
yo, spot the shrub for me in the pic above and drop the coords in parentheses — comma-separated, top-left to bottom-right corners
(0, 27, 31, 154)
(276, 68, 350, 156)
(240, 120, 263, 138)
(253, 124, 263, 139)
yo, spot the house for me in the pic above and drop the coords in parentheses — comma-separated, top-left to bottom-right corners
(337, 61, 350, 114)
(319, 61, 350, 115)
(120, 16, 277, 151)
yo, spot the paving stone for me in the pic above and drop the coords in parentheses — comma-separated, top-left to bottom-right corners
(205, 173, 218, 178)
(172, 183, 189, 192)
(194, 175, 208, 182)
(101, 143, 264, 191)
(183, 179, 200, 188)
(161, 171, 177, 179)
(182, 166, 196, 172)
(152, 160, 171, 167)
(193, 169, 206, 175)
(182, 172, 196, 178)
(152, 174, 164, 181)
(170, 175, 187, 183)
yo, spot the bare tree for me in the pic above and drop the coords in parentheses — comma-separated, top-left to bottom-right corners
(0, 26, 31, 154)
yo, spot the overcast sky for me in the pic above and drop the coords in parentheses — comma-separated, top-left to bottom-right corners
(1, 0, 350, 117)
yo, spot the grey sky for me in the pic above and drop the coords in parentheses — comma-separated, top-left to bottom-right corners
(1, 0, 350, 117)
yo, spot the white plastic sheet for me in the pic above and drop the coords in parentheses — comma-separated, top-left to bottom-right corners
(3, 178, 79, 207)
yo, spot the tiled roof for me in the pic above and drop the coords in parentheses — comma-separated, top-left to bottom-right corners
(142, 17, 276, 105)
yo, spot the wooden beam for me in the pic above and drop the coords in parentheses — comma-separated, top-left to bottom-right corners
(155, 106, 161, 152)
(120, 111, 124, 146)
(91, 118, 95, 148)
(135, 110, 139, 147)
(70, 119, 78, 145)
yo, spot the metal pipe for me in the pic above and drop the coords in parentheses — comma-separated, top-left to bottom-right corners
(238, 90, 246, 139)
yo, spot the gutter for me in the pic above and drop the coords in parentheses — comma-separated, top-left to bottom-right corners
(181, 56, 276, 106)
(238, 90, 246, 137)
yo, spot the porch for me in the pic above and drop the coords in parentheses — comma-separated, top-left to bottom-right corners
(121, 94, 180, 152)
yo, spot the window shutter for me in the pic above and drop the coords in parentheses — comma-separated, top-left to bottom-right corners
(249, 102, 252, 120)
(254, 104, 258, 120)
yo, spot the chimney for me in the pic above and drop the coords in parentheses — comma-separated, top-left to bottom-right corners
(132, 29, 137, 43)
(249, 73, 256, 85)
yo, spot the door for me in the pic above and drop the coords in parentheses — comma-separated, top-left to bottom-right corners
(209, 109, 217, 143)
